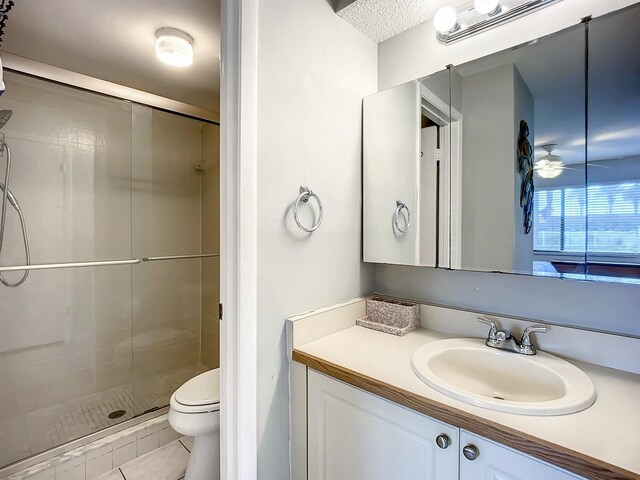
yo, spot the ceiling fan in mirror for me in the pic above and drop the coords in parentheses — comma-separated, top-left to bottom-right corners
(534, 144, 565, 178)
(534, 144, 610, 178)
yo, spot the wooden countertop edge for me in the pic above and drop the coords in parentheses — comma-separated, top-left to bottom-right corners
(292, 349, 640, 480)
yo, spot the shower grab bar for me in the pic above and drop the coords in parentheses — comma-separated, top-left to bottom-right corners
(142, 253, 220, 262)
(0, 258, 140, 272)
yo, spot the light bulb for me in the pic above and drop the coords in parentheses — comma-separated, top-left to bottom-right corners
(474, 0, 501, 15)
(155, 28, 194, 67)
(433, 6, 458, 34)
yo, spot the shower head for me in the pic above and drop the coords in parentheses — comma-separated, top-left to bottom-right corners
(0, 110, 12, 129)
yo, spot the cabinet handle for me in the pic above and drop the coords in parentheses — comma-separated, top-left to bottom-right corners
(463, 444, 479, 460)
(435, 434, 451, 449)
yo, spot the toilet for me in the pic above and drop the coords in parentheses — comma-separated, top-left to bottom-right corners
(169, 368, 220, 480)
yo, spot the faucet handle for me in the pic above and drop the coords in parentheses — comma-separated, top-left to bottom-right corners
(477, 315, 499, 342)
(520, 325, 547, 354)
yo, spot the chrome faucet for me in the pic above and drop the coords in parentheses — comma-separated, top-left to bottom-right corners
(477, 316, 547, 355)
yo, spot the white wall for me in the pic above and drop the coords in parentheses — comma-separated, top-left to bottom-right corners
(374, 0, 640, 338)
(512, 67, 534, 273)
(460, 65, 517, 272)
(256, 0, 377, 478)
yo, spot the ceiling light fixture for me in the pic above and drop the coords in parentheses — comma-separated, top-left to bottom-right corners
(535, 144, 564, 179)
(436, 0, 561, 45)
(155, 28, 194, 68)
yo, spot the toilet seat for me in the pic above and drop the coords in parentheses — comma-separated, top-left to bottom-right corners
(170, 368, 220, 414)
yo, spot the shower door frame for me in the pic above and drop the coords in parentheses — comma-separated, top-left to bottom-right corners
(0, 54, 224, 477)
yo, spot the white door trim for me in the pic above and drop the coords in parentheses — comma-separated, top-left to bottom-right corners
(220, 1, 258, 479)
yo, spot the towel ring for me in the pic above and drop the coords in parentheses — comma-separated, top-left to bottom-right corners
(394, 200, 410, 234)
(294, 186, 323, 232)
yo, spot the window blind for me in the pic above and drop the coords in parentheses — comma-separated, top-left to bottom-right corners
(533, 181, 640, 255)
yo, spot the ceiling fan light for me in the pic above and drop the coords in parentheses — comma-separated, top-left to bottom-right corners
(537, 169, 562, 179)
(535, 160, 564, 179)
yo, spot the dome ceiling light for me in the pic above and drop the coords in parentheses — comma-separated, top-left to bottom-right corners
(433, 0, 562, 45)
(155, 27, 194, 68)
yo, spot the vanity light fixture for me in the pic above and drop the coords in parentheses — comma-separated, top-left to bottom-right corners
(433, 5, 459, 34)
(434, 0, 562, 44)
(155, 28, 194, 67)
(474, 0, 502, 15)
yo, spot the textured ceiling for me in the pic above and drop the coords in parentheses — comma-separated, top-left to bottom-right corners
(338, 0, 473, 43)
(1, 0, 220, 112)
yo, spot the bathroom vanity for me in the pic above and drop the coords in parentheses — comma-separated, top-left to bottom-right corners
(287, 298, 640, 480)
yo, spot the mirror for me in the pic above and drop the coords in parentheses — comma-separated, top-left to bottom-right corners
(585, 7, 640, 282)
(363, 4, 640, 284)
(451, 21, 586, 277)
(363, 70, 452, 267)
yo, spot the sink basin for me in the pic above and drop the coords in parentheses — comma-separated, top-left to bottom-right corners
(411, 338, 596, 416)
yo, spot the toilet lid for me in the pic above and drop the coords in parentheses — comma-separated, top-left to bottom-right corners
(174, 368, 220, 407)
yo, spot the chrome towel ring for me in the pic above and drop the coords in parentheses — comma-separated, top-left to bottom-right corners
(394, 200, 410, 233)
(294, 186, 323, 232)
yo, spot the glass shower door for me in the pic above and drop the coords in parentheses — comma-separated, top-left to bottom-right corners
(130, 105, 216, 416)
(0, 71, 134, 467)
(0, 71, 219, 471)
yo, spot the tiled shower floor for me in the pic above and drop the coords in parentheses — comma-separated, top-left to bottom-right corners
(1, 364, 208, 468)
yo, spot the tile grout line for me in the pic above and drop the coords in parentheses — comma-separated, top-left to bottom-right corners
(178, 439, 191, 453)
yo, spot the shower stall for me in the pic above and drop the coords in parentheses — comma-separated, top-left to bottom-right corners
(0, 70, 220, 470)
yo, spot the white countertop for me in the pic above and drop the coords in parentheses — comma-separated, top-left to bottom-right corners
(295, 325, 640, 476)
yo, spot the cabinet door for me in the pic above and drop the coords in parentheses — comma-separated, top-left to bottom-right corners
(308, 370, 458, 480)
(460, 431, 586, 480)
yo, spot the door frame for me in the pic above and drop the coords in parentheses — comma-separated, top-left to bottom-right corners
(419, 84, 463, 269)
(220, 0, 258, 479)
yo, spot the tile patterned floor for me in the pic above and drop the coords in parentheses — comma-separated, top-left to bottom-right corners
(1, 364, 207, 468)
(97, 439, 191, 480)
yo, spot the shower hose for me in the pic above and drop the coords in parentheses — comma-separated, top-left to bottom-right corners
(0, 140, 30, 287)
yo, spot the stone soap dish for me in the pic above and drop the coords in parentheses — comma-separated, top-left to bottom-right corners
(356, 296, 420, 336)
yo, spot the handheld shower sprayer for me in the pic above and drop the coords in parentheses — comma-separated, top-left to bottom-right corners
(0, 111, 31, 287)
(0, 180, 19, 210)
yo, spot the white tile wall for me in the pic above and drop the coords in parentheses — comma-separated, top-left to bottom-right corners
(158, 427, 179, 447)
(112, 444, 136, 470)
(85, 453, 112, 480)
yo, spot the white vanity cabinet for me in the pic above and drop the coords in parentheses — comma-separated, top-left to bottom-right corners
(459, 431, 586, 480)
(307, 370, 459, 480)
(303, 369, 586, 480)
